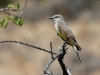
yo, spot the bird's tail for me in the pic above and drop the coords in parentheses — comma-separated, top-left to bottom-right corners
(75, 43, 81, 51)
(73, 44, 82, 63)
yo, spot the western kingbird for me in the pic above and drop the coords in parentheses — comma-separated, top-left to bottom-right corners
(48, 14, 82, 63)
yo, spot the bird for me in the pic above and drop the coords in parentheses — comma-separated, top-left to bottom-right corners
(48, 14, 82, 63)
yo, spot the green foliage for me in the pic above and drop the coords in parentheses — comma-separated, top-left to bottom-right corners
(15, 4, 20, 10)
(12, 17, 23, 26)
(7, 4, 15, 8)
(0, 4, 23, 28)
(0, 16, 9, 28)
(0, 18, 5, 27)
(7, 4, 20, 10)
(3, 16, 9, 28)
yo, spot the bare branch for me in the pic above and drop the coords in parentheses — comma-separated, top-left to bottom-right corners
(58, 50, 68, 75)
(50, 42, 54, 59)
(0, 8, 19, 12)
(44, 52, 62, 75)
(0, 37, 73, 75)
(0, 40, 55, 54)
(44, 38, 71, 75)
(57, 38, 69, 75)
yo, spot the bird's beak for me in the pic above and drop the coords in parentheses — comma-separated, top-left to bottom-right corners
(48, 17, 54, 19)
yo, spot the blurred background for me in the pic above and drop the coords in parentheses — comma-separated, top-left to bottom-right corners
(0, 0, 100, 75)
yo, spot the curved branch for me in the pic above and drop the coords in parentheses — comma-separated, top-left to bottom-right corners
(0, 40, 55, 54)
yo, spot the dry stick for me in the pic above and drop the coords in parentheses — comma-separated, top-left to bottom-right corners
(0, 7, 24, 20)
(0, 8, 19, 12)
(58, 50, 69, 75)
(58, 38, 69, 75)
(50, 42, 54, 59)
(56, 37, 70, 75)
(44, 52, 63, 75)
(0, 40, 55, 54)
(0, 8, 19, 16)
(44, 38, 70, 75)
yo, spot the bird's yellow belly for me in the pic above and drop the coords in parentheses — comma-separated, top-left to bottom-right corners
(57, 32, 66, 41)
(57, 32, 74, 46)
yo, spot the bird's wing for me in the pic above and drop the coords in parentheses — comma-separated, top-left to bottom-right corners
(57, 21, 77, 44)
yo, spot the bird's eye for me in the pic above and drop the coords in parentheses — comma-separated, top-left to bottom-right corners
(55, 16, 59, 18)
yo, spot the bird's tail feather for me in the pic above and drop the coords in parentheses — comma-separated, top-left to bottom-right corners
(76, 52, 82, 63)
(75, 43, 81, 51)
(73, 45, 82, 63)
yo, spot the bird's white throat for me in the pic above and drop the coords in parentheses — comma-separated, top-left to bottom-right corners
(55, 20, 59, 33)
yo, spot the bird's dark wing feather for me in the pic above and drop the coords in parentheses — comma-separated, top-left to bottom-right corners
(57, 21, 81, 50)
(57, 21, 77, 44)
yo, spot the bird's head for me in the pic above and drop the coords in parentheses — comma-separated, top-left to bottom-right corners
(48, 14, 64, 21)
